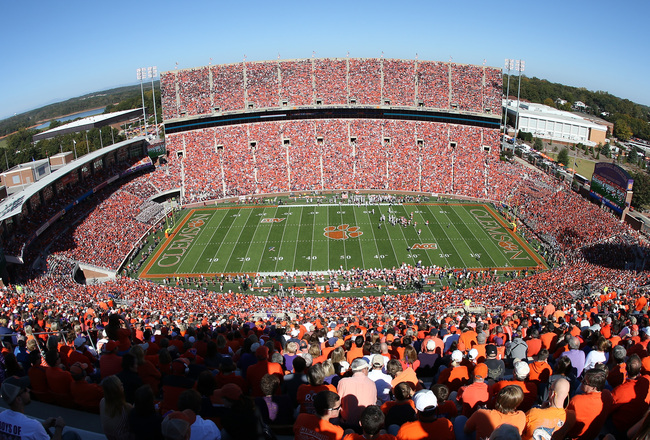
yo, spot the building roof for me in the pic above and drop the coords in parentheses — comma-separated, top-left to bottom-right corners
(32, 108, 144, 142)
(503, 100, 607, 132)
(0, 137, 146, 223)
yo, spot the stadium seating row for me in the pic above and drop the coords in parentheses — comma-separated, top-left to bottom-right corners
(161, 58, 502, 119)
(167, 120, 501, 203)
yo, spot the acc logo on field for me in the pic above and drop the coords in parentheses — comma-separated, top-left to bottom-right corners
(412, 243, 437, 249)
(261, 218, 285, 223)
(188, 219, 205, 228)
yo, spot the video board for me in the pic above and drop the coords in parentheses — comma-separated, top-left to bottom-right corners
(589, 163, 633, 214)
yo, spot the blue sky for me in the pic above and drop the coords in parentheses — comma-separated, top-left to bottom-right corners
(1, 0, 648, 120)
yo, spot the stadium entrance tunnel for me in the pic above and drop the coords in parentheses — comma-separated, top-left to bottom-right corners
(74, 263, 117, 285)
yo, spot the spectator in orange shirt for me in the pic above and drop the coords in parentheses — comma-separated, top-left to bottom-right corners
(607, 345, 627, 389)
(456, 385, 526, 440)
(69, 361, 104, 412)
(246, 345, 283, 397)
(491, 360, 538, 412)
(294, 390, 345, 440)
(523, 377, 569, 440)
(44, 350, 73, 405)
(610, 355, 650, 438)
(430, 384, 457, 420)
(635, 295, 647, 313)
(458, 326, 478, 353)
(297, 363, 336, 414)
(540, 323, 559, 353)
(396, 390, 454, 440)
(458, 363, 490, 416)
(346, 336, 364, 364)
(437, 350, 470, 392)
(553, 368, 613, 440)
(526, 329, 542, 359)
(529, 349, 553, 401)
(383, 382, 416, 432)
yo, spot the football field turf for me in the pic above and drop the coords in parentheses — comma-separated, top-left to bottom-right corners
(139, 202, 546, 278)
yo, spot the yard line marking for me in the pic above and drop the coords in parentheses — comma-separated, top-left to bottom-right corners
(240, 207, 268, 273)
(453, 205, 499, 268)
(223, 208, 254, 273)
(192, 209, 230, 274)
(258, 206, 280, 273)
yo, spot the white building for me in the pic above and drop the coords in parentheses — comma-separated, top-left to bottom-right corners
(504, 100, 608, 147)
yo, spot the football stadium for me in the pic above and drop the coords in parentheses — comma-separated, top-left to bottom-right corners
(0, 57, 649, 439)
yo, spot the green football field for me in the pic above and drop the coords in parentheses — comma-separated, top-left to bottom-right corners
(139, 202, 545, 278)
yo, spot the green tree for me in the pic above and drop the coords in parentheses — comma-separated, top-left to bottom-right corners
(557, 148, 570, 166)
(601, 143, 611, 158)
(543, 98, 555, 108)
(614, 120, 633, 141)
(631, 171, 650, 209)
(534, 137, 543, 150)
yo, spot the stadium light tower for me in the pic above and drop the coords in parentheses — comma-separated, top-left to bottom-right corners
(136, 67, 148, 137)
(514, 60, 525, 144)
(147, 66, 159, 138)
(503, 59, 515, 141)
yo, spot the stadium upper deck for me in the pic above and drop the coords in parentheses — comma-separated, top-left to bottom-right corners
(160, 58, 503, 121)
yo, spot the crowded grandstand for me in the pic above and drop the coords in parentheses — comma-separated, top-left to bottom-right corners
(0, 57, 648, 439)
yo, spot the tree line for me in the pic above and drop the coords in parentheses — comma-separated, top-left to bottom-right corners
(0, 86, 160, 173)
(0, 82, 158, 138)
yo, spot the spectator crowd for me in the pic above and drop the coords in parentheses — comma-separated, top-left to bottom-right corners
(161, 58, 502, 118)
(3, 55, 650, 440)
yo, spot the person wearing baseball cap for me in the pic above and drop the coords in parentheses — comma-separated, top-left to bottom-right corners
(396, 389, 454, 440)
(0, 376, 68, 440)
(437, 350, 470, 392)
(337, 358, 376, 430)
(484, 344, 505, 381)
(100, 340, 122, 379)
(69, 362, 103, 412)
(367, 354, 392, 404)
(161, 410, 194, 440)
(490, 361, 537, 412)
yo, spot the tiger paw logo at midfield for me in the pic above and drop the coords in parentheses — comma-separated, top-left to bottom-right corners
(324, 225, 363, 240)
(188, 219, 205, 228)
